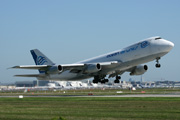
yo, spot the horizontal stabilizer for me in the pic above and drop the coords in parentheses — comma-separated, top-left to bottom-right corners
(11, 65, 51, 70)
(14, 74, 46, 77)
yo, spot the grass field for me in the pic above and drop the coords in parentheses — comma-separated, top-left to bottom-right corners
(0, 97, 180, 120)
(1, 88, 180, 96)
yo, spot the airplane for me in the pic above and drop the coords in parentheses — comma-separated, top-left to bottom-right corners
(12, 36, 174, 83)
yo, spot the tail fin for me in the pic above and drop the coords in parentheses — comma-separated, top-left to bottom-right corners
(30, 49, 55, 74)
(30, 49, 55, 65)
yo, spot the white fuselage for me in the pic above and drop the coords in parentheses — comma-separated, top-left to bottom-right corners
(42, 37, 174, 81)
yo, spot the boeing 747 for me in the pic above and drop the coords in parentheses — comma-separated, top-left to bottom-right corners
(12, 36, 174, 83)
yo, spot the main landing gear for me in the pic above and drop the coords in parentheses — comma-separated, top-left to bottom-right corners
(114, 76, 121, 83)
(155, 57, 161, 68)
(93, 76, 109, 84)
(93, 75, 121, 84)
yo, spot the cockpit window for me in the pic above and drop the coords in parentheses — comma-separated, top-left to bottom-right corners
(155, 37, 161, 40)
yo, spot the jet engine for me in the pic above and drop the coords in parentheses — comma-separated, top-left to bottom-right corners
(130, 65, 148, 75)
(46, 65, 63, 74)
(84, 63, 101, 73)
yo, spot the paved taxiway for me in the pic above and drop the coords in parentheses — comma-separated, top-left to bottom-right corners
(0, 94, 180, 98)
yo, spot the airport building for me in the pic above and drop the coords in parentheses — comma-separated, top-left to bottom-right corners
(1, 78, 180, 91)
(15, 80, 50, 87)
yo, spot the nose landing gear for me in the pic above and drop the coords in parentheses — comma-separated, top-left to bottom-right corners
(155, 57, 161, 68)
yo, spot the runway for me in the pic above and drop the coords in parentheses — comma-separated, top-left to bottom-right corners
(0, 94, 180, 98)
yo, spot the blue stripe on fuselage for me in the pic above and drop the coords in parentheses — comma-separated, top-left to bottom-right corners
(106, 41, 149, 58)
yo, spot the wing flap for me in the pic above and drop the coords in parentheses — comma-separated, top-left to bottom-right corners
(99, 61, 119, 66)
(62, 61, 119, 73)
(62, 64, 85, 70)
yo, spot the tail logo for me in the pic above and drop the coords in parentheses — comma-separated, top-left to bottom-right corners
(37, 56, 47, 65)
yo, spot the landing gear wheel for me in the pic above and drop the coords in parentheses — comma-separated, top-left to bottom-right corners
(93, 79, 98, 84)
(104, 79, 109, 83)
(101, 79, 109, 84)
(114, 80, 120, 83)
(101, 80, 105, 84)
(116, 76, 121, 80)
(156, 64, 161, 68)
(93, 75, 108, 84)
(155, 57, 161, 68)
(114, 75, 121, 83)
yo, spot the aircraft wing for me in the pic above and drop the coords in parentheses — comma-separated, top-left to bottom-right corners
(11, 64, 85, 71)
(61, 61, 118, 69)
(11, 61, 119, 73)
(61, 61, 119, 72)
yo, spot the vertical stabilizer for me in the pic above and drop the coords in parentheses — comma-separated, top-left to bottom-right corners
(30, 49, 55, 65)
(30, 49, 55, 73)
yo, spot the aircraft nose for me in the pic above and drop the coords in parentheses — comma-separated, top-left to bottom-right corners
(168, 41, 174, 48)
(163, 40, 174, 52)
(166, 41, 174, 49)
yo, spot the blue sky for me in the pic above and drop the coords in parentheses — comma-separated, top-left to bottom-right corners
(0, 0, 179, 83)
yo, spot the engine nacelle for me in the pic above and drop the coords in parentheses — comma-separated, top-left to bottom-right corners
(46, 65, 63, 74)
(84, 63, 101, 73)
(130, 65, 148, 76)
